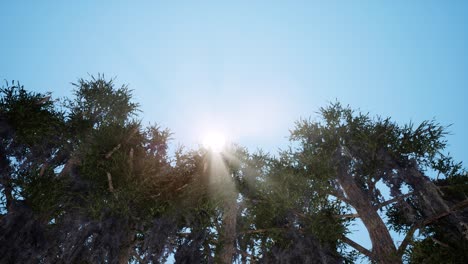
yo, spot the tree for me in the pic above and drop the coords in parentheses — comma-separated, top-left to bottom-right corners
(288, 102, 468, 263)
(0, 77, 317, 263)
(1, 78, 466, 263)
(0, 77, 209, 263)
(218, 146, 345, 263)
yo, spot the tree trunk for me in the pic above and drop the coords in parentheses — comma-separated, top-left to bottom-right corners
(207, 152, 238, 263)
(118, 221, 135, 264)
(219, 194, 237, 264)
(336, 161, 399, 264)
(0, 149, 13, 211)
(118, 241, 132, 264)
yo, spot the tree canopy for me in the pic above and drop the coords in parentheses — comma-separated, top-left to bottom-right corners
(1, 76, 467, 263)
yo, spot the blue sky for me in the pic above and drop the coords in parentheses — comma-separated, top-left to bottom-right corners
(1, 0, 467, 257)
(2, 1, 467, 158)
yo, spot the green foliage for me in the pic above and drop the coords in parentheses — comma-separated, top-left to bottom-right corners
(289, 102, 467, 263)
(1, 81, 466, 264)
(0, 81, 66, 154)
(68, 75, 139, 128)
(406, 236, 468, 264)
(19, 170, 68, 218)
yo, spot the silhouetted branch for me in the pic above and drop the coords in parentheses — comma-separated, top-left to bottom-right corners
(377, 192, 413, 209)
(335, 213, 359, 219)
(340, 235, 375, 260)
(397, 223, 418, 257)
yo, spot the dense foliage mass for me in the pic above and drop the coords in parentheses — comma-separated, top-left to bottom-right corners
(0, 77, 467, 263)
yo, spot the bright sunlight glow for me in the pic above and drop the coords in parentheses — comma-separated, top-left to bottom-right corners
(203, 132, 226, 153)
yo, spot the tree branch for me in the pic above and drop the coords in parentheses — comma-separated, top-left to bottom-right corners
(422, 199, 468, 226)
(397, 223, 418, 257)
(59, 155, 80, 178)
(376, 192, 413, 209)
(340, 235, 375, 260)
(397, 198, 468, 256)
(107, 172, 114, 192)
(328, 190, 354, 207)
(431, 237, 449, 248)
(128, 147, 134, 172)
(237, 249, 257, 263)
(132, 249, 146, 264)
(335, 213, 359, 219)
(39, 162, 48, 177)
(3, 183, 13, 211)
(105, 144, 121, 159)
(239, 228, 285, 235)
(105, 126, 139, 159)
(175, 184, 188, 191)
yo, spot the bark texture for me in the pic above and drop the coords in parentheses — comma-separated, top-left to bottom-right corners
(219, 192, 237, 264)
(336, 156, 399, 264)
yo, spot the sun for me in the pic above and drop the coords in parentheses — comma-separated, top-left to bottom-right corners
(203, 132, 226, 153)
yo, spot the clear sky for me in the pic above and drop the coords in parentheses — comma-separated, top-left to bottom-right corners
(2, 1, 467, 157)
(1, 0, 467, 257)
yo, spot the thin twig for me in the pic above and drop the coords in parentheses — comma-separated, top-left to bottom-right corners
(239, 228, 285, 235)
(39, 163, 48, 177)
(335, 213, 359, 219)
(376, 192, 413, 209)
(107, 172, 114, 192)
(431, 237, 449, 248)
(105, 126, 139, 159)
(176, 184, 188, 191)
(128, 147, 134, 172)
(105, 144, 121, 159)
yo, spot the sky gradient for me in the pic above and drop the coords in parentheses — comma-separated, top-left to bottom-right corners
(2, 1, 467, 157)
(1, 1, 467, 257)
